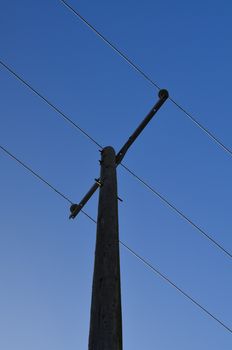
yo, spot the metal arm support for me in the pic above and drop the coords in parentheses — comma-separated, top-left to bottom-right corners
(115, 89, 168, 164)
(69, 89, 169, 219)
(69, 182, 100, 219)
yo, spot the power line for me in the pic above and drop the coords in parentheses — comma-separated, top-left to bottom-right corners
(0, 60, 103, 149)
(1, 4, 228, 262)
(121, 163, 232, 259)
(1, 59, 231, 260)
(120, 241, 232, 335)
(1, 144, 231, 335)
(63, 207, 232, 335)
(59, 0, 232, 159)
(0, 144, 72, 204)
(1, 6, 231, 337)
(59, 0, 160, 90)
(0, 143, 92, 220)
(169, 97, 232, 158)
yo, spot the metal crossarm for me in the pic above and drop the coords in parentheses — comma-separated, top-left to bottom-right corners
(69, 89, 169, 219)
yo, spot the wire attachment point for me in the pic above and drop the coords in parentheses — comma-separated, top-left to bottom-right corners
(69, 203, 82, 219)
(158, 89, 169, 99)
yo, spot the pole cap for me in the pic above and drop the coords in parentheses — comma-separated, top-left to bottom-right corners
(158, 89, 169, 99)
(69, 203, 81, 219)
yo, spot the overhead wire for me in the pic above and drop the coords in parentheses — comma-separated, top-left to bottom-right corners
(0, 143, 231, 335)
(0, 60, 103, 150)
(0, 59, 231, 259)
(0, 144, 91, 220)
(1, 3, 231, 338)
(121, 163, 232, 259)
(59, 0, 232, 159)
(0, 144, 72, 204)
(169, 97, 232, 158)
(59, 0, 160, 90)
(120, 241, 232, 334)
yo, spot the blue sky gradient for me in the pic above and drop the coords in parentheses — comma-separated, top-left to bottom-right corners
(0, 1, 232, 349)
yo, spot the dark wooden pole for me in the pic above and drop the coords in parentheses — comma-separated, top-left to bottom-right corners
(88, 146, 122, 350)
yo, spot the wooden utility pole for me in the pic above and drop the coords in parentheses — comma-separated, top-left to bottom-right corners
(88, 146, 122, 350)
(69, 89, 169, 349)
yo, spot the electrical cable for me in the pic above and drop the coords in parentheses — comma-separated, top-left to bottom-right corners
(0, 144, 91, 219)
(1, 4, 232, 335)
(121, 163, 232, 259)
(59, 0, 160, 90)
(0, 144, 72, 204)
(1, 142, 231, 334)
(0, 59, 230, 259)
(1, 143, 231, 334)
(169, 97, 232, 158)
(0, 60, 103, 149)
(59, 0, 232, 159)
(119, 241, 232, 334)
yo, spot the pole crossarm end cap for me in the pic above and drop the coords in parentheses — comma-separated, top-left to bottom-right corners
(158, 89, 169, 99)
(69, 203, 82, 219)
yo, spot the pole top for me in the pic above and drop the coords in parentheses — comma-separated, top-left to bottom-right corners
(101, 146, 116, 156)
(101, 146, 115, 153)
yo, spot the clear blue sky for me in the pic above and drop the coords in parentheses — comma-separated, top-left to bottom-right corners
(0, 1, 232, 349)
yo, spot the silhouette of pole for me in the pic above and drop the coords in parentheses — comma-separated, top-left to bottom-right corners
(88, 146, 122, 350)
(69, 90, 169, 349)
